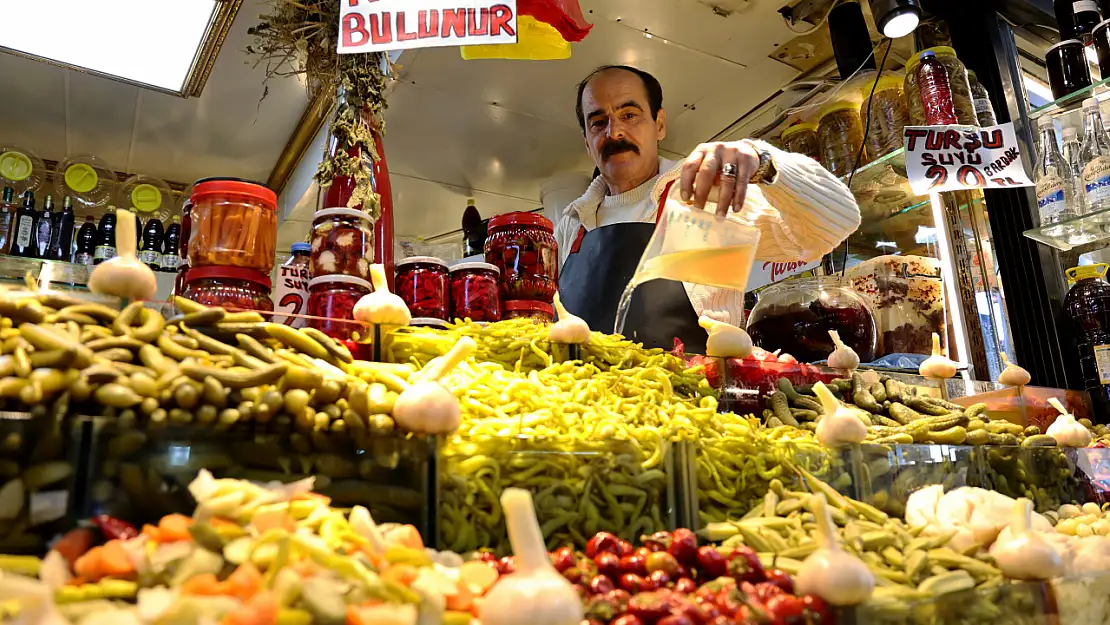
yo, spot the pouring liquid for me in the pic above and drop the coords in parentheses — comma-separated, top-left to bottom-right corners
(614, 244, 756, 336)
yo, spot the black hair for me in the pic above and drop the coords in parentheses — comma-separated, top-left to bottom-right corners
(575, 65, 663, 133)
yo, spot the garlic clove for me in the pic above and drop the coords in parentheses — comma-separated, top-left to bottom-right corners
(796, 493, 874, 606)
(88, 209, 157, 302)
(812, 381, 867, 447)
(826, 330, 859, 372)
(699, 315, 753, 359)
(353, 264, 412, 326)
(392, 337, 476, 434)
(998, 352, 1031, 388)
(547, 293, 591, 344)
(919, 333, 958, 380)
(1046, 398, 1092, 447)
(989, 498, 1062, 580)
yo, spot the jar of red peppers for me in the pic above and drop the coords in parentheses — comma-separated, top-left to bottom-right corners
(395, 256, 449, 320)
(310, 208, 374, 280)
(307, 275, 371, 341)
(182, 266, 274, 312)
(449, 262, 501, 322)
(484, 212, 558, 302)
(502, 300, 554, 323)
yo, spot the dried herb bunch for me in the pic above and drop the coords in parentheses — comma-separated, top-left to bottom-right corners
(247, 0, 390, 220)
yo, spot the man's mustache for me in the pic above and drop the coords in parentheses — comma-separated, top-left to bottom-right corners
(601, 139, 639, 160)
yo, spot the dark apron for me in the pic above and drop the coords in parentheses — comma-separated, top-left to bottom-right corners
(558, 181, 706, 353)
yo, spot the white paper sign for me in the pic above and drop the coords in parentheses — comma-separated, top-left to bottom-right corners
(903, 123, 1033, 195)
(338, 0, 518, 54)
(747, 259, 822, 292)
(272, 264, 310, 328)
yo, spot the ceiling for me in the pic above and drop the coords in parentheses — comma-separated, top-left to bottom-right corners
(0, 0, 830, 254)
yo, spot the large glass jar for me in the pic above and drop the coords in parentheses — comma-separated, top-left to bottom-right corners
(1064, 264, 1110, 421)
(780, 123, 820, 160)
(395, 256, 449, 320)
(502, 300, 554, 323)
(307, 275, 371, 340)
(904, 46, 977, 126)
(310, 208, 373, 280)
(817, 101, 868, 177)
(484, 212, 558, 302)
(187, 178, 277, 273)
(450, 262, 501, 322)
(182, 266, 274, 312)
(746, 276, 877, 364)
(860, 74, 909, 159)
(845, 255, 946, 357)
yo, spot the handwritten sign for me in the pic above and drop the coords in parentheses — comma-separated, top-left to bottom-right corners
(339, 0, 518, 54)
(903, 123, 1033, 195)
(272, 264, 310, 328)
(747, 259, 822, 293)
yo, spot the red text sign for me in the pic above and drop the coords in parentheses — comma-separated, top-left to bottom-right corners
(903, 122, 1033, 195)
(339, 0, 518, 54)
(272, 265, 310, 328)
(747, 259, 821, 292)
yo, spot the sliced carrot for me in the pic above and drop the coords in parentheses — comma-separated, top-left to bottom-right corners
(384, 564, 418, 586)
(73, 547, 103, 581)
(157, 514, 194, 542)
(67, 576, 89, 587)
(142, 524, 163, 541)
(224, 563, 263, 602)
(181, 573, 224, 596)
(346, 605, 367, 625)
(98, 541, 136, 578)
(53, 528, 94, 568)
(389, 525, 424, 550)
(208, 517, 240, 531)
(445, 581, 474, 612)
(221, 590, 278, 625)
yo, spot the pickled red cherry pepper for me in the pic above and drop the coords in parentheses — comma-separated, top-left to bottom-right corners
(395, 256, 449, 320)
(484, 212, 558, 302)
(450, 262, 501, 322)
(307, 275, 372, 340)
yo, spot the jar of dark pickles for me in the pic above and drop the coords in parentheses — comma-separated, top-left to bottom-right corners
(484, 212, 558, 302)
(780, 123, 819, 160)
(182, 266, 274, 312)
(395, 256, 449, 320)
(817, 100, 868, 177)
(450, 262, 501, 322)
(307, 275, 372, 340)
(502, 300, 555, 323)
(860, 74, 909, 159)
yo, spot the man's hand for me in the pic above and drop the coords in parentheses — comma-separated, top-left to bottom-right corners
(679, 141, 761, 217)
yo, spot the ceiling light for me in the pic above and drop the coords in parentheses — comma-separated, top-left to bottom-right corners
(0, 0, 238, 97)
(869, 0, 922, 39)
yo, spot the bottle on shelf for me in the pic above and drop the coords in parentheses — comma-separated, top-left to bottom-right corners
(48, 196, 74, 262)
(1080, 97, 1110, 214)
(12, 191, 37, 258)
(34, 194, 54, 259)
(462, 197, 485, 257)
(1063, 125, 1086, 215)
(73, 216, 97, 266)
(1056, 0, 1102, 40)
(161, 216, 181, 272)
(967, 71, 998, 127)
(1036, 116, 1076, 229)
(915, 50, 959, 126)
(0, 187, 14, 256)
(139, 217, 164, 271)
(94, 206, 117, 265)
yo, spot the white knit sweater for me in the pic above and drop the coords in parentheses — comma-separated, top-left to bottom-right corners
(555, 140, 861, 325)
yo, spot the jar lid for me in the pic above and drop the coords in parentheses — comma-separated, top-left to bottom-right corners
(184, 265, 272, 290)
(504, 300, 555, 315)
(905, 46, 959, 74)
(291, 242, 311, 253)
(1046, 39, 1084, 55)
(450, 261, 501, 274)
(307, 275, 373, 290)
(409, 317, 449, 328)
(397, 256, 448, 269)
(1067, 264, 1109, 283)
(487, 211, 553, 232)
(191, 178, 276, 209)
(860, 74, 904, 97)
(313, 207, 373, 224)
(780, 123, 818, 140)
(818, 100, 860, 121)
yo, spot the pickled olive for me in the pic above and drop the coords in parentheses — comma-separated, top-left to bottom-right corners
(295, 406, 316, 431)
(169, 408, 192, 424)
(321, 404, 342, 420)
(71, 376, 91, 402)
(203, 377, 228, 408)
(284, 389, 311, 416)
(139, 397, 159, 415)
(150, 408, 168, 425)
(179, 362, 288, 389)
(240, 387, 261, 402)
(174, 383, 200, 410)
(95, 383, 143, 408)
(370, 413, 395, 434)
(197, 404, 218, 424)
(260, 389, 283, 414)
(301, 327, 354, 363)
(315, 379, 343, 405)
(238, 401, 255, 421)
(112, 302, 144, 337)
(347, 383, 370, 417)
(97, 348, 134, 363)
(62, 303, 119, 323)
(18, 381, 42, 404)
(284, 366, 323, 391)
(216, 408, 241, 430)
(265, 324, 330, 361)
(236, 334, 276, 364)
(12, 347, 30, 378)
(181, 308, 225, 327)
(86, 337, 144, 352)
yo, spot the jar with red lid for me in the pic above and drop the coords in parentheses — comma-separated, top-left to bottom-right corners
(310, 208, 374, 280)
(307, 275, 372, 340)
(483, 212, 558, 302)
(503, 300, 554, 323)
(449, 262, 500, 322)
(395, 256, 449, 320)
(182, 266, 274, 312)
(187, 177, 278, 273)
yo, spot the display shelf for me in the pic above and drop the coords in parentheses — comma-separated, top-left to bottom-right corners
(1023, 206, 1110, 251)
(1028, 75, 1110, 122)
(841, 149, 932, 230)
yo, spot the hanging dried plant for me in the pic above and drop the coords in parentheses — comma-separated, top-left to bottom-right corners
(246, 0, 390, 219)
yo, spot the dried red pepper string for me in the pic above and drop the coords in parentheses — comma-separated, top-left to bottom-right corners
(91, 514, 139, 540)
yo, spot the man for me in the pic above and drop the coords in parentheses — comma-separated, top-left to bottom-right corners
(556, 65, 861, 353)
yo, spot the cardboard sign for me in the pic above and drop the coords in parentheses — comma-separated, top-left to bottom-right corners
(747, 259, 822, 293)
(272, 264, 310, 328)
(903, 123, 1033, 195)
(339, 0, 518, 54)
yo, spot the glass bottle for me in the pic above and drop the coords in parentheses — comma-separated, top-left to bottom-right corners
(1056, 0, 1102, 40)
(140, 217, 164, 270)
(967, 71, 998, 127)
(1063, 125, 1087, 215)
(0, 187, 14, 256)
(12, 191, 36, 258)
(1081, 97, 1110, 214)
(916, 51, 959, 125)
(73, 216, 96, 265)
(94, 206, 117, 265)
(1036, 116, 1075, 229)
(462, 198, 484, 257)
(34, 195, 54, 259)
(48, 197, 74, 262)
(161, 216, 182, 272)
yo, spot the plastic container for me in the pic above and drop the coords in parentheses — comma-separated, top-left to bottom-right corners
(307, 275, 371, 342)
(779, 123, 820, 160)
(746, 276, 878, 364)
(273, 243, 312, 327)
(816, 100, 868, 177)
(502, 300, 555, 322)
(905, 47, 977, 126)
(967, 70, 998, 127)
(182, 266, 274, 312)
(916, 50, 959, 126)
(484, 212, 558, 302)
(1047, 39, 1093, 100)
(188, 178, 277, 273)
(395, 256, 449, 320)
(449, 261, 501, 322)
(310, 208, 374, 280)
(845, 255, 946, 357)
(859, 74, 909, 159)
(1064, 264, 1110, 421)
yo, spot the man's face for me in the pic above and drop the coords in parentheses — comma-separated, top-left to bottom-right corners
(580, 69, 666, 190)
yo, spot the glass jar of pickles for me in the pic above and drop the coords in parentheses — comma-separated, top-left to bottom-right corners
(450, 262, 501, 322)
(502, 300, 555, 323)
(310, 208, 374, 280)
(860, 74, 909, 159)
(817, 100, 868, 177)
(779, 123, 820, 160)
(307, 275, 372, 340)
(187, 178, 277, 273)
(395, 256, 449, 320)
(182, 266, 274, 312)
(484, 212, 558, 302)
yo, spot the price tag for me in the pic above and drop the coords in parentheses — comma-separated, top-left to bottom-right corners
(903, 122, 1034, 195)
(339, 0, 518, 54)
(272, 265, 310, 328)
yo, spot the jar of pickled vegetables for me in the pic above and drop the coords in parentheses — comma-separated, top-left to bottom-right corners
(182, 266, 274, 312)
(307, 275, 372, 340)
(860, 74, 909, 159)
(904, 47, 977, 126)
(449, 262, 501, 322)
(817, 101, 868, 177)
(395, 256, 449, 320)
(779, 123, 820, 160)
(310, 208, 374, 280)
(484, 212, 558, 302)
(188, 178, 278, 273)
(502, 300, 555, 323)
